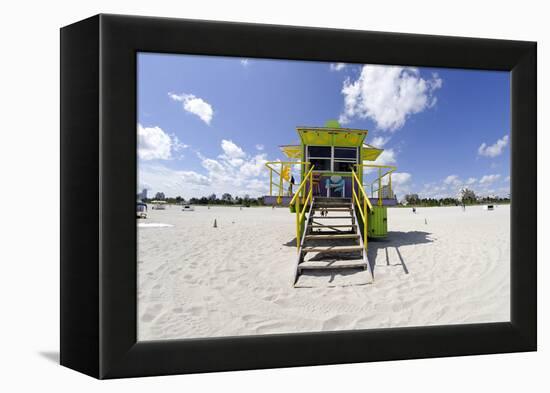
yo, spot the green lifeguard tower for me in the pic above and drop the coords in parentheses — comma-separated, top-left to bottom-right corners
(264, 121, 397, 285)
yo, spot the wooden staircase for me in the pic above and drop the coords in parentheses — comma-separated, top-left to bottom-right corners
(294, 196, 373, 285)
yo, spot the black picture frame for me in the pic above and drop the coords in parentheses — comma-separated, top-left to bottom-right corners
(60, 14, 537, 379)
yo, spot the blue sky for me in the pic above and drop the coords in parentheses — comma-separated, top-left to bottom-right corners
(137, 53, 510, 200)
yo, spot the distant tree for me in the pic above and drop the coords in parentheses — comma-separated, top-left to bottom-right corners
(175, 196, 184, 204)
(221, 193, 233, 204)
(405, 193, 420, 205)
(439, 197, 458, 206)
(458, 188, 477, 204)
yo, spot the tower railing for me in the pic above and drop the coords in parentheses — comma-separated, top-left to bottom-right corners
(265, 161, 311, 204)
(357, 164, 397, 206)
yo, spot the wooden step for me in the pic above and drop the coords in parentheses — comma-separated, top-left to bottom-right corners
(305, 234, 359, 240)
(314, 197, 351, 202)
(313, 203, 352, 208)
(308, 224, 356, 228)
(312, 207, 352, 211)
(310, 216, 353, 219)
(298, 259, 366, 270)
(302, 245, 364, 253)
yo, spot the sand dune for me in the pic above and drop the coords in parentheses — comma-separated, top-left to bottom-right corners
(137, 204, 510, 341)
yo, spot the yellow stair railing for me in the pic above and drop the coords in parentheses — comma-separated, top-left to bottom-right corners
(289, 165, 315, 250)
(351, 168, 373, 251)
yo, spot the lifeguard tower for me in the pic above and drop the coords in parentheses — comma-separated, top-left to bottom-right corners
(264, 120, 397, 285)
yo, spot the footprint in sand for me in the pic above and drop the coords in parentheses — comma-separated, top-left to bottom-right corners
(186, 306, 206, 317)
(321, 315, 356, 331)
(354, 314, 378, 325)
(150, 283, 164, 300)
(262, 294, 278, 302)
(242, 314, 264, 323)
(391, 302, 404, 313)
(141, 303, 163, 323)
(273, 298, 293, 308)
(254, 321, 287, 334)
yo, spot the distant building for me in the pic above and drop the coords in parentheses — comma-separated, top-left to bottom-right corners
(380, 184, 394, 199)
(137, 188, 148, 201)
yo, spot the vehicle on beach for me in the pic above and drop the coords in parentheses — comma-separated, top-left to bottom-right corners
(151, 200, 167, 210)
(182, 204, 195, 212)
(136, 202, 148, 219)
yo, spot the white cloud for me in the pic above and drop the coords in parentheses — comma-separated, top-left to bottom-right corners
(505, 176, 510, 182)
(415, 173, 507, 199)
(370, 136, 390, 147)
(171, 134, 189, 152)
(339, 65, 442, 131)
(479, 174, 501, 184)
(169, 93, 214, 125)
(363, 146, 400, 182)
(444, 175, 461, 186)
(392, 172, 411, 185)
(418, 182, 448, 199)
(240, 59, 250, 67)
(240, 154, 268, 177)
(201, 158, 226, 175)
(138, 124, 174, 160)
(478, 135, 508, 158)
(221, 139, 245, 159)
(139, 163, 210, 199)
(475, 187, 510, 198)
(139, 138, 272, 199)
(137, 124, 189, 161)
(245, 178, 269, 193)
(194, 140, 270, 198)
(330, 63, 346, 71)
(218, 139, 247, 166)
(390, 172, 412, 199)
(255, 144, 265, 151)
(364, 148, 397, 176)
(374, 148, 396, 166)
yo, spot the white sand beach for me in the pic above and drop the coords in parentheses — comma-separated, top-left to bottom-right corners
(137, 204, 510, 341)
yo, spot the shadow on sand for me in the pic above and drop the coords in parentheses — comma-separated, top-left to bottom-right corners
(283, 231, 434, 278)
(38, 351, 59, 364)
(283, 237, 298, 247)
(367, 231, 434, 277)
